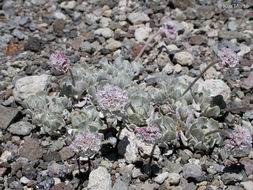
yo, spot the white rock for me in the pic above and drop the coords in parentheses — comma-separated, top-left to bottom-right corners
(60, 1, 76, 9)
(238, 44, 251, 57)
(20, 176, 30, 184)
(154, 172, 169, 184)
(95, 28, 114, 38)
(135, 139, 161, 159)
(162, 63, 174, 74)
(117, 128, 138, 163)
(128, 12, 150, 24)
(174, 51, 194, 66)
(197, 79, 231, 100)
(53, 177, 61, 185)
(166, 173, 181, 185)
(87, 167, 112, 190)
(174, 64, 182, 73)
(54, 11, 66, 20)
(0, 150, 11, 164)
(132, 168, 143, 178)
(106, 39, 121, 51)
(134, 27, 152, 43)
(166, 44, 179, 52)
(240, 181, 253, 190)
(13, 74, 50, 104)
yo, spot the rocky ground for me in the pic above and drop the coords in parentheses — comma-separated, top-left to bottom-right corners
(0, 0, 253, 190)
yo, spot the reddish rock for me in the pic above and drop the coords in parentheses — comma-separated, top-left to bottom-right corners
(59, 146, 75, 161)
(6, 40, 19, 55)
(132, 43, 144, 58)
(189, 35, 205, 45)
(50, 182, 72, 190)
(71, 38, 82, 50)
(18, 137, 43, 161)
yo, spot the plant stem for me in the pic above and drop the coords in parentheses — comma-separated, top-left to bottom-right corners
(182, 61, 216, 96)
(129, 103, 136, 113)
(133, 31, 160, 62)
(221, 107, 253, 113)
(68, 68, 76, 87)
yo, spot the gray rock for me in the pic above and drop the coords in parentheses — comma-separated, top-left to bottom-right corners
(7, 121, 35, 136)
(134, 27, 152, 43)
(88, 167, 112, 190)
(170, 0, 195, 10)
(19, 15, 28, 26)
(47, 161, 71, 178)
(80, 41, 92, 53)
(131, 168, 143, 178)
(22, 163, 37, 179)
(94, 28, 113, 38)
(54, 11, 66, 20)
(9, 181, 23, 190)
(112, 179, 131, 190)
(166, 173, 181, 185)
(183, 163, 202, 180)
(0, 105, 20, 130)
(85, 13, 98, 25)
(24, 37, 43, 52)
(226, 186, 244, 190)
(18, 137, 43, 161)
(228, 21, 239, 31)
(240, 181, 253, 190)
(28, 23, 36, 31)
(12, 29, 24, 40)
(174, 51, 194, 66)
(49, 140, 65, 152)
(179, 178, 197, 190)
(128, 12, 150, 24)
(154, 172, 169, 184)
(13, 74, 50, 104)
(221, 173, 243, 185)
(218, 31, 243, 40)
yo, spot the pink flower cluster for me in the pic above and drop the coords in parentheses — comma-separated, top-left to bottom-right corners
(159, 21, 177, 40)
(70, 132, 101, 158)
(225, 126, 252, 153)
(97, 84, 129, 116)
(218, 48, 239, 68)
(135, 124, 163, 144)
(50, 51, 70, 72)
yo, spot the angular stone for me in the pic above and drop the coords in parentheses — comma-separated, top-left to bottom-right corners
(189, 35, 205, 45)
(59, 146, 75, 161)
(183, 163, 202, 180)
(128, 12, 150, 24)
(8, 121, 35, 136)
(173, 51, 194, 66)
(0, 105, 20, 130)
(50, 182, 72, 190)
(19, 137, 43, 161)
(87, 167, 112, 190)
(13, 74, 50, 104)
(218, 31, 243, 40)
(24, 37, 43, 52)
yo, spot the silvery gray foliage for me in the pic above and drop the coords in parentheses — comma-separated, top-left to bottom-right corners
(185, 117, 222, 151)
(24, 92, 72, 135)
(69, 105, 102, 134)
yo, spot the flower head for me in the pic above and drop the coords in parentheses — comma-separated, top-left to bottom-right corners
(159, 21, 177, 40)
(135, 124, 162, 144)
(70, 132, 101, 158)
(97, 84, 129, 116)
(225, 126, 252, 156)
(218, 48, 239, 68)
(50, 51, 70, 72)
